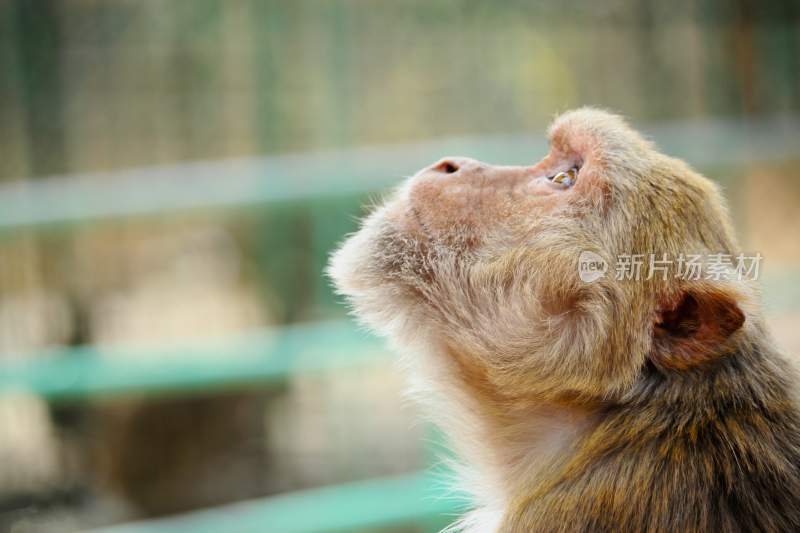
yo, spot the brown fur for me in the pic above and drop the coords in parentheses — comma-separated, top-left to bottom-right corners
(328, 108, 800, 532)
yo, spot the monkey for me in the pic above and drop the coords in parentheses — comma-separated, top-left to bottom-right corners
(327, 108, 800, 533)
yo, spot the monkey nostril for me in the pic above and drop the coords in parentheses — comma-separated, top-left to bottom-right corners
(433, 160, 459, 175)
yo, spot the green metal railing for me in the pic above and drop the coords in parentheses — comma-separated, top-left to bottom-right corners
(89, 471, 465, 533)
(0, 320, 382, 402)
(1, 118, 799, 532)
(1, 113, 798, 234)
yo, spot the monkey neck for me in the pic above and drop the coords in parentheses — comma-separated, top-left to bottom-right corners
(421, 344, 602, 524)
(474, 400, 598, 498)
(430, 339, 800, 532)
(433, 385, 600, 533)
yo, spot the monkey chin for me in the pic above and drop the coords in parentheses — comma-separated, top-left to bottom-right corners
(327, 196, 426, 340)
(329, 184, 497, 345)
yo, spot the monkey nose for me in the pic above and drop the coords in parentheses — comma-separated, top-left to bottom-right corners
(427, 157, 483, 177)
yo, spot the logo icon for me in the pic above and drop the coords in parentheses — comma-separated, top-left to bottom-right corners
(578, 251, 608, 283)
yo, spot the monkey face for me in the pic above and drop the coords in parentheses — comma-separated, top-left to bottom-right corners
(330, 108, 749, 402)
(400, 157, 583, 246)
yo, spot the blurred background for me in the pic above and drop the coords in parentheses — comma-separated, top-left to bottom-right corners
(0, 1, 798, 532)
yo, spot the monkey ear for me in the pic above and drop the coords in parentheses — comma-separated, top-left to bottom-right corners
(651, 284, 745, 370)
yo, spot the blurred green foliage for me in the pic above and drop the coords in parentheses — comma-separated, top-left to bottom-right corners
(1, 0, 798, 180)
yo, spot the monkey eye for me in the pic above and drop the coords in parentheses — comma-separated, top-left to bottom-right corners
(547, 167, 579, 187)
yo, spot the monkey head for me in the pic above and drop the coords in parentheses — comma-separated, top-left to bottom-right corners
(329, 108, 750, 405)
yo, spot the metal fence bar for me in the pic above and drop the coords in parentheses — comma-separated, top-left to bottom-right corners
(87, 470, 466, 533)
(0, 116, 798, 235)
(0, 320, 384, 401)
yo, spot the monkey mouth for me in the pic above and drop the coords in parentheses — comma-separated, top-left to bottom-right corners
(402, 202, 487, 257)
(407, 204, 432, 238)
